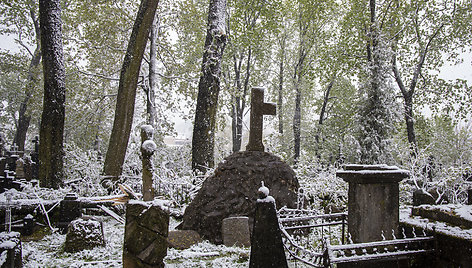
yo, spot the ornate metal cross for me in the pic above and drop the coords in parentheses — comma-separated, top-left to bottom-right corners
(246, 87, 276, 152)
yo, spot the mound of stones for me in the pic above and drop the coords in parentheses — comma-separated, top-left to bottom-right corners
(180, 151, 299, 244)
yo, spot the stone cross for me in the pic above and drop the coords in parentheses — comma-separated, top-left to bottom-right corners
(246, 87, 276, 152)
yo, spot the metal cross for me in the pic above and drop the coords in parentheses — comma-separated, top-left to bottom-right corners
(246, 87, 276, 152)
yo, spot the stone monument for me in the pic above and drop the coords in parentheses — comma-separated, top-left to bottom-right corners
(180, 87, 298, 244)
(336, 164, 409, 242)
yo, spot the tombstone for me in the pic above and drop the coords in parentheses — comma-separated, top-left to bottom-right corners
(22, 214, 34, 236)
(336, 165, 409, 243)
(412, 189, 435, 206)
(57, 193, 82, 234)
(123, 200, 169, 268)
(64, 218, 105, 252)
(249, 183, 288, 268)
(336, 165, 409, 268)
(15, 158, 25, 180)
(222, 216, 251, 247)
(181, 87, 297, 244)
(0, 231, 22, 268)
(22, 156, 33, 181)
(167, 230, 201, 250)
(246, 87, 276, 152)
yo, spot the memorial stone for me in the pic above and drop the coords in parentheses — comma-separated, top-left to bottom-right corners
(337, 164, 409, 243)
(222, 216, 251, 247)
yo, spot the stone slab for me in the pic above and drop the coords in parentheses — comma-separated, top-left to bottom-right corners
(222, 216, 250, 247)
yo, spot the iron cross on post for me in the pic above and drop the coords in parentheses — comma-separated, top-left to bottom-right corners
(246, 87, 276, 152)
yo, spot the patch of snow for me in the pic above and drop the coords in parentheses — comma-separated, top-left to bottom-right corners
(457, 206, 472, 222)
(257, 196, 275, 204)
(142, 140, 157, 153)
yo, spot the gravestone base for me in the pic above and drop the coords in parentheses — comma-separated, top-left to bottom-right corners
(123, 201, 169, 268)
(180, 151, 298, 244)
(64, 218, 105, 252)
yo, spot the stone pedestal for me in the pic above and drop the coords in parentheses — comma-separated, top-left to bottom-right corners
(123, 200, 169, 268)
(337, 165, 409, 243)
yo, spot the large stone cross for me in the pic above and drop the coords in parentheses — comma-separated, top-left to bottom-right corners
(246, 87, 276, 152)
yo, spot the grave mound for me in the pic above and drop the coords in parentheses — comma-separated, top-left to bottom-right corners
(180, 151, 298, 244)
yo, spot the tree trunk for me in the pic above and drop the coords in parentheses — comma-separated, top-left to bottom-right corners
(147, 13, 159, 128)
(192, 0, 227, 172)
(14, 9, 41, 152)
(293, 80, 301, 164)
(277, 43, 285, 134)
(231, 54, 243, 152)
(38, 0, 66, 188)
(103, 0, 159, 181)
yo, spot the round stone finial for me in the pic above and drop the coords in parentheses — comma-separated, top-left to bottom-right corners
(258, 181, 269, 199)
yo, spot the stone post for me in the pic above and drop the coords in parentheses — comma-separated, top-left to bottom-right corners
(141, 125, 156, 202)
(249, 182, 288, 268)
(336, 164, 409, 243)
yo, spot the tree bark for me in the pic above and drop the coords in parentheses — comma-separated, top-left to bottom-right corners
(103, 0, 159, 181)
(147, 13, 159, 128)
(14, 9, 41, 152)
(293, 81, 301, 163)
(277, 42, 285, 134)
(38, 0, 66, 188)
(192, 0, 227, 172)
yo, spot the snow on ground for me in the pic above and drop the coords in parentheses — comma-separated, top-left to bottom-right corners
(21, 215, 312, 267)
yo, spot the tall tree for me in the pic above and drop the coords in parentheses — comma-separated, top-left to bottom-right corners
(291, 0, 335, 163)
(103, 0, 160, 181)
(38, 0, 66, 188)
(13, 7, 41, 151)
(192, 0, 227, 172)
(390, 0, 471, 153)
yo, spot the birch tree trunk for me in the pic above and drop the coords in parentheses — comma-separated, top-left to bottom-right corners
(192, 0, 227, 172)
(103, 0, 159, 181)
(38, 0, 66, 188)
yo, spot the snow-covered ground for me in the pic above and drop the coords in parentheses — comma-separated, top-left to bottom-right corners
(21, 215, 315, 267)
